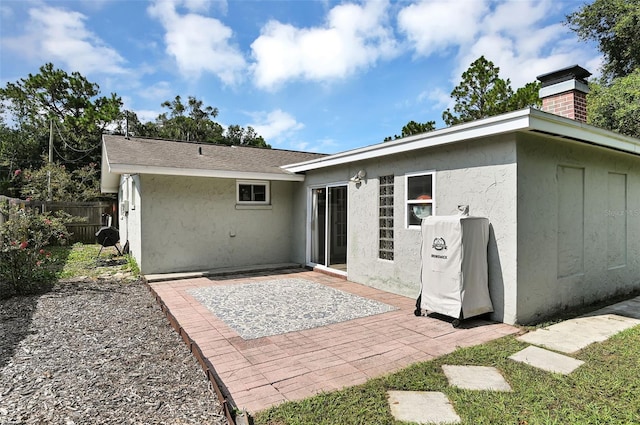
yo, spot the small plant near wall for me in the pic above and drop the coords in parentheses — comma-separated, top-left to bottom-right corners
(0, 204, 74, 298)
(125, 254, 140, 277)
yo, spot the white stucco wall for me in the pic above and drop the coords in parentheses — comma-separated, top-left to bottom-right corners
(129, 175, 296, 274)
(300, 135, 519, 324)
(516, 133, 640, 323)
(118, 174, 142, 269)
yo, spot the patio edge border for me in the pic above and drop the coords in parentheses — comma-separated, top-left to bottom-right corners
(144, 279, 245, 425)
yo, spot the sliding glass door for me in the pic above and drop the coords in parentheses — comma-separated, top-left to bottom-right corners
(310, 185, 347, 272)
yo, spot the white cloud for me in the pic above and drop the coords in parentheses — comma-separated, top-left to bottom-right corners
(399, 0, 601, 89)
(0, 4, 13, 20)
(147, 0, 245, 85)
(2, 5, 128, 76)
(287, 137, 339, 154)
(133, 109, 161, 124)
(137, 81, 173, 102)
(418, 87, 452, 111)
(397, 0, 489, 56)
(313, 138, 339, 153)
(182, 0, 210, 13)
(289, 140, 310, 152)
(248, 109, 304, 142)
(250, 0, 398, 90)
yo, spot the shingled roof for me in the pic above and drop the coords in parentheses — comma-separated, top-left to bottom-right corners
(101, 135, 326, 193)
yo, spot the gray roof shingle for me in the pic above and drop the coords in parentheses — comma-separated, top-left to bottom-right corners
(103, 135, 326, 176)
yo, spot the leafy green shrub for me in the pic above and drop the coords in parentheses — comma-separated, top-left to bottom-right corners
(0, 204, 73, 297)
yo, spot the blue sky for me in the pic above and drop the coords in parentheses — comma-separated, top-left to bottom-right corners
(0, 0, 601, 154)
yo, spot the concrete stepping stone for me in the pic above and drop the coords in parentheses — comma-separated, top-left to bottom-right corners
(509, 346, 584, 375)
(442, 365, 511, 391)
(387, 391, 460, 424)
(518, 314, 640, 353)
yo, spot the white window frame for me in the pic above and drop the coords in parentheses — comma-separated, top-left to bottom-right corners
(236, 180, 270, 205)
(405, 171, 435, 228)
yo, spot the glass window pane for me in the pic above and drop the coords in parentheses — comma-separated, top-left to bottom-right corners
(253, 185, 266, 201)
(407, 209, 422, 226)
(408, 174, 432, 200)
(406, 173, 434, 226)
(239, 185, 252, 201)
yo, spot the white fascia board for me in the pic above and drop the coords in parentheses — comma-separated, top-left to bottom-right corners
(282, 109, 533, 173)
(101, 183, 119, 194)
(100, 141, 120, 193)
(107, 163, 306, 181)
(528, 109, 640, 156)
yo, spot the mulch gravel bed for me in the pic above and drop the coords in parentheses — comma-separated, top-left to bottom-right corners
(0, 279, 229, 425)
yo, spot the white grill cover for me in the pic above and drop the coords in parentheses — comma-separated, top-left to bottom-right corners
(420, 215, 493, 319)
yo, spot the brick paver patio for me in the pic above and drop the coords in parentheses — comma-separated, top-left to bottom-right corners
(148, 268, 518, 414)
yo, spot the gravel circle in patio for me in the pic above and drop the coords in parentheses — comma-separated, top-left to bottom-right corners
(187, 278, 397, 340)
(0, 279, 228, 425)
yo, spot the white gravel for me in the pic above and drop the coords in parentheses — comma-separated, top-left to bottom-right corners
(0, 279, 229, 425)
(188, 278, 397, 340)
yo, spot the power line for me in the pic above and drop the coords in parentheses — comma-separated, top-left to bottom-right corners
(52, 143, 94, 164)
(52, 120, 101, 154)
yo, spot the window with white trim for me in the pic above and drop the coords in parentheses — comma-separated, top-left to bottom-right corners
(236, 180, 270, 204)
(406, 172, 434, 227)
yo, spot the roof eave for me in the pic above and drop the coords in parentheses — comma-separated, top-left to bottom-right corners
(100, 139, 120, 193)
(107, 163, 306, 182)
(282, 109, 533, 172)
(527, 108, 640, 155)
(282, 108, 640, 173)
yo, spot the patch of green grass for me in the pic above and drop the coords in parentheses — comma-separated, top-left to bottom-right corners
(254, 326, 640, 425)
(49, 243, 139, 280)
(125, 253, 140, 276)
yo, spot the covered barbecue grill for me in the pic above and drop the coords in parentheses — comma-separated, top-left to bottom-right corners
(416, 210, 493, 327)
(95, 226, 122, 256)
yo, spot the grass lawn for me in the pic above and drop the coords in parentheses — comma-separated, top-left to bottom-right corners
(49, 242, 139, 280)
(254, 325, 640, 424)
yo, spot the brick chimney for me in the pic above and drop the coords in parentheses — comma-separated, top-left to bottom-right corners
(536, 65, 591, 123)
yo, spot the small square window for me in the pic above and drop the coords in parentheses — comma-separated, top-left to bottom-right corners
(237, 180, 270, 204)
(406, 172, 435, 227)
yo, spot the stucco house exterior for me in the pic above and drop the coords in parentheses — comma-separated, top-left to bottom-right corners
(101, 66, 640, 325)
(100, 138, 325, 275)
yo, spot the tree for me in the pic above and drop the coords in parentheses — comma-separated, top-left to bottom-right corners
(384, 120, 435, 141)
(0, 63, 123, 167)
(16, 161, 100, 202)
(0, 203, 73, 297)
(566, 0, 640, 81)
(566, 0, 640, 137)
(0, 63, 122, 200)
(587, 69, 640, 138)
(155, 95, 224, 143)
(507, 82, 542, 111)
(224, 124, 244, 146)
(223, 125, 270, 148)
(442, 56, 540, 126)
(0, 124, 42, 196)
(238, 126, 269, 148)
(133, 95, 271, 148)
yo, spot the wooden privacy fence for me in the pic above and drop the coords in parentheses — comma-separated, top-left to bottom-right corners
(28, 201, 119, 244)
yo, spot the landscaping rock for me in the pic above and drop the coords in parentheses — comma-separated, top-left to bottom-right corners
(0, 279, 228, 424)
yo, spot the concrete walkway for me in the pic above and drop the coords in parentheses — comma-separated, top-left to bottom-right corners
(388, 295, 640, 424)
(147, 268, 517, 414)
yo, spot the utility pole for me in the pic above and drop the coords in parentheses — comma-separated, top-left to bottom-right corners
(47, 119, 53, 202)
